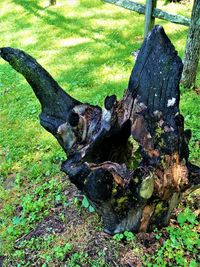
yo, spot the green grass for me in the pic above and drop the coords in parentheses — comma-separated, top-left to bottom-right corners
(0, 0, 199, 266)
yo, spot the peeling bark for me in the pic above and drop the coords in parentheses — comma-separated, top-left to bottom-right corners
(1, 26, 199, 234)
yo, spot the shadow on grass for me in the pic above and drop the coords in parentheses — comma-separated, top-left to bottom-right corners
(12, 0, 43, 13)
(12, 0, 143, 43)
(7, 0, 143, 106)
(8, 0, 189, 106)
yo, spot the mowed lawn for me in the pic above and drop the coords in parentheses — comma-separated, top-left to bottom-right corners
(0, 0, 199, 266)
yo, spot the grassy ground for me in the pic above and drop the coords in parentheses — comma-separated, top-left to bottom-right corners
(0, 0, 199, 266)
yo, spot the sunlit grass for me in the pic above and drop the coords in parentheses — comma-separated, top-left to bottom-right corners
(0, 0, 199, 262)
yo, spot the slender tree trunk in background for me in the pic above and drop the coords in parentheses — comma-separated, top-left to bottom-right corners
(181, 0, 200, 88)
(1, 26, 199, 234)
(144, 0, 157, 37)
(49, 0, 56, 6)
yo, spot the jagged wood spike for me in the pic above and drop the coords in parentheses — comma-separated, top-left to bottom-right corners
(1, 26, 199, 235)
(126, 26, 183, 162)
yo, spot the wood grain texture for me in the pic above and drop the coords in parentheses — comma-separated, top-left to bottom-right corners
(1, 26, 199, 234)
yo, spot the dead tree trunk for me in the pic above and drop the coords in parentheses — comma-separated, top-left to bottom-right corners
(0, 26, 199, 234)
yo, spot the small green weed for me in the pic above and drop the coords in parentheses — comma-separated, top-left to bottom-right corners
(74, 195, 95, 213)
(144, 208, 200, 267)
(66, 252, 88, 267)
(81, 195, 95, 213)
(177, 207, 198, 226)
(66, 250, 109, 267)
(113, 230, 135, 242)
(4, 236, 73, 266)
(53, 243, 73, 260)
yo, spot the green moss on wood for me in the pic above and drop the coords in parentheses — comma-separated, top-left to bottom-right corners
(140, 174, 154, 199)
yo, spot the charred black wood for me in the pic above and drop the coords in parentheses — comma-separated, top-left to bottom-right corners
(1, 26, 199, 234)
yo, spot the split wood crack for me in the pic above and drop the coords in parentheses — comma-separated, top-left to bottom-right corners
(1, 26, 199, 234)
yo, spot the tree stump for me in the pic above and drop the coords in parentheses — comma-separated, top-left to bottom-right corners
(1, 26, 199, 234)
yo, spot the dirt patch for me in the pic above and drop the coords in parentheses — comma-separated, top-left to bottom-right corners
(14, 215, 65, 248)
(10, 183, 200, 266)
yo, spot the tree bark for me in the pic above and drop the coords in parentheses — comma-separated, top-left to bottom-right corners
(181, 0, 200, 88)
(1, 26, 199, 234)
(49, 0, 56, 6)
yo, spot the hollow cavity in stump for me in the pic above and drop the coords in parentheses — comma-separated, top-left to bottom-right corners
(1, 25, 199, 234)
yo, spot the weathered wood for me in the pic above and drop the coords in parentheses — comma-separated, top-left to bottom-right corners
(104, 0, 191, 26)
(104, 0, 145, 14)
(1, 26, 199, 234)
(153, 6, 191, 26)
(144, 0, 157, 37)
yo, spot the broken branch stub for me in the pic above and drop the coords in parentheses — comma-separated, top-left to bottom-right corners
(1, 26, 199, 234)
